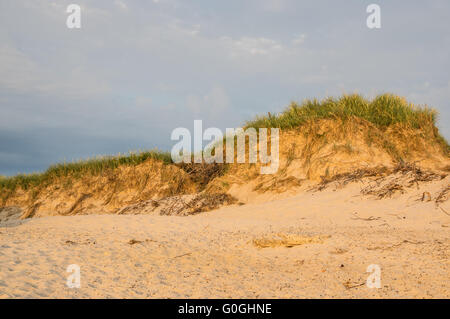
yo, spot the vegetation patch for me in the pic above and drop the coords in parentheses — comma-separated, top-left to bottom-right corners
(0, 150, 172, 193)
(160, 193, 237, 216)
(177, 162, 227, 191)
(245, 93, 449, 155)
(314, 162, 447, 198)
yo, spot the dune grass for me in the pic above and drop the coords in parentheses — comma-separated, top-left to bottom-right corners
(0, 150, 172, 192)
(245, 94, 439, 130)
(245, 93, 449, 154)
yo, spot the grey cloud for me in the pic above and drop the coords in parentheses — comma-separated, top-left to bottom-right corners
(0, 0, 449, 175)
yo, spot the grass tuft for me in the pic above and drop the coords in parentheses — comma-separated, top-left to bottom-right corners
(246, 93, 438, 130)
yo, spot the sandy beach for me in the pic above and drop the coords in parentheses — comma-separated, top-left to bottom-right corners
(1, 177, 449, 299)
(1, 0, 450, 303)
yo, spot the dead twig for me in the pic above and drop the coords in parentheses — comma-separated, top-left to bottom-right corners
(128, 239, 143, 245)
(128, 239, 157, 245)
(439, 206, 450, 217)
(387, 213, 405, 220)
(350, 212, 381, 221)
(172, 252, 192, 259)
(435, 185, 450, 205)
(343, 281, 365, 289)
(314, 167, 388, 191)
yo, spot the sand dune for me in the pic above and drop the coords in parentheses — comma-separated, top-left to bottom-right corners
(1, 95, 449, 298)
(1, 176, 449, 298)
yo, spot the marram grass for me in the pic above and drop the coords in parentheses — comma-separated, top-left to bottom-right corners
(245, 94, 438, 130)
(245, 93, 449, 155)
(0, 150, 172, 191)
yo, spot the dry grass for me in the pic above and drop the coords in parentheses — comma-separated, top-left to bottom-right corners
(360, 163, 446, 199)
(252, 233, 329, 248)
(160, 193, 237, 216)
(314, 166, 389, 191)
(362, 182, 405, 199)
(117, 192, 239, 216)
(435, 185, 450, 205)
(314, 162, 447, 197)
(177, 162, 227, 191)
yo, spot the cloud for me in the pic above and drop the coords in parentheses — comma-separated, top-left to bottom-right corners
(262, 0, 287, 13)
(292, 34, 306, 45)
(404, 81, 450, 136)
(0, 45, 40, 92)
(0, 44, 110, 98)
(114, 0, 128, 10)
(135, 96, 152, 108)
(0, 1, 449, 175)
(186, 87, 230, 117)
(220, 36, 284, 57)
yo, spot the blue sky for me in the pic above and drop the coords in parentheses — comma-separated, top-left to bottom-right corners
(0, 0, 449, 175)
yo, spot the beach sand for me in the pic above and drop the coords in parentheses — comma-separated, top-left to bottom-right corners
(1, 178, 449, 298)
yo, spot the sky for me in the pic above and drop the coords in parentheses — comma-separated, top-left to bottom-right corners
(0, 0, 449, 175)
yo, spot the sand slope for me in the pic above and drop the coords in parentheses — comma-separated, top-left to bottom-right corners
(1, 176, 449, 299)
